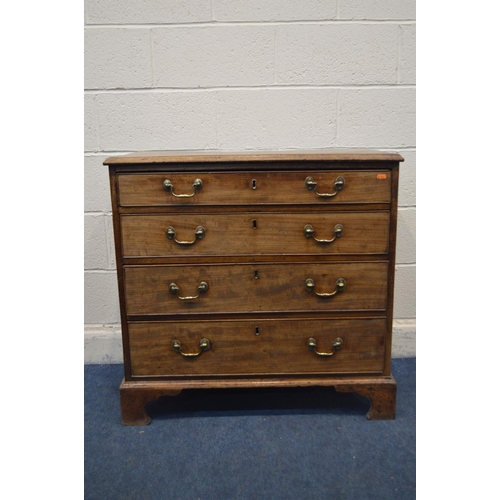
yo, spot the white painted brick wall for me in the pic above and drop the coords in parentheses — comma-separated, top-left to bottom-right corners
(84, 272, 121, 324)
(84, 95, 99, 151)
(85, 28, 153, 89)
(95, 91, 219, 150)
(152, 26, 275, 87)
(86, 0, 212, 25)
(217, 89, 337, 149)
(84, 214, 109, 270)
(396, 208, 416, 264)
(338, 1, 416, 21)
(84, 155, 112, 212)
(337, 88, 416, 148)
(212, 1, 338, 22)
(276, 24, 399, 85)
(400, 24, 417, 84)
(393, 266, 416, 319)
(84, 1, 416, 361)
(397, 150, 416, 206)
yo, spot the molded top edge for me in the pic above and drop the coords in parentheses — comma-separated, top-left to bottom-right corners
(104, 149, 404, 165)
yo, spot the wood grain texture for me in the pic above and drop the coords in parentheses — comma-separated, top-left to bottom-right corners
(383, 164, 400, 376)
(128, 318, 386, 377)
(124, 262, 388, 315)
(335, 376, 396, 419)
(105, 149, 404, 165)
(119, 381, 181, 425)
(108, 167, 134, 379)
(117, 170, 392, 206)
(120, 211, 390, 258)
(119, 374, 396, 425)
(107, 149, 401, 424)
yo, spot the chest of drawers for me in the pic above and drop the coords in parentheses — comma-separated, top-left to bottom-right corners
(105, 150, 402, 425)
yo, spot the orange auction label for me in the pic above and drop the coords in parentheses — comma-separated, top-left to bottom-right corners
(377, 173, 387, 180)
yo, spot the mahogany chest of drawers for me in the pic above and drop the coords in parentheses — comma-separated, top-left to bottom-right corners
(105, 150, 403, 425)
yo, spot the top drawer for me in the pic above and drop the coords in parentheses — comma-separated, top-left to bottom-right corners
(117, 170, 392, 207)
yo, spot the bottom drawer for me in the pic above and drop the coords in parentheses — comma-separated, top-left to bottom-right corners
(128, 318, 386, 378)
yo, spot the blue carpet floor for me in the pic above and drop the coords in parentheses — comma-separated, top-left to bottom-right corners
(85, 358, 415, 499)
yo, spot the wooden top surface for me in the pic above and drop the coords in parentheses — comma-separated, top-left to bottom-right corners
(104, 149, 404, 165)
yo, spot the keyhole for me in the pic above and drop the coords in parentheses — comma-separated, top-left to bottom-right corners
(254, 270, 259, 279)
(252, 219, 257, 229)
(252, 179, 257, 189)
(255, 327, 260, 335)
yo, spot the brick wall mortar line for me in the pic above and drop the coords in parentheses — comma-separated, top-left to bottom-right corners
(150, 29, 156, 87)
(397, 25, 402, 84)
(215, 92, 220, 149)
(84, 147, 417, 156)
(85, 147, 416, 155)
(84, 20, 416, 28)
(84, 84, 416, 93)
(335, 89, 340, 146)
(103, 212, 113, 270)
(84, 0, 88, 25)
(93, 94, 102, 152)
(85, 146, 417, 155)
(274, 26, 278, 84)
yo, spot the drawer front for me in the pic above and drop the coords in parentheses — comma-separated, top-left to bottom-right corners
(117, 170, 391, 207)
(124, 262, 388, 315)
(128, 318, 386, 377)
(121, 212, 390, 258)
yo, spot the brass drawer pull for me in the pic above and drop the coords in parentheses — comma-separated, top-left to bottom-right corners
(307, 337, 343, 356)
(303, 223, 343, 243)
(305, 278, 346, 297)
(169, 281, 209, 300)
(163, 178, 203, 198)
(172, 338, 211, 357)
(305, 176, 345, 198)
(166, 225, 205, 245)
